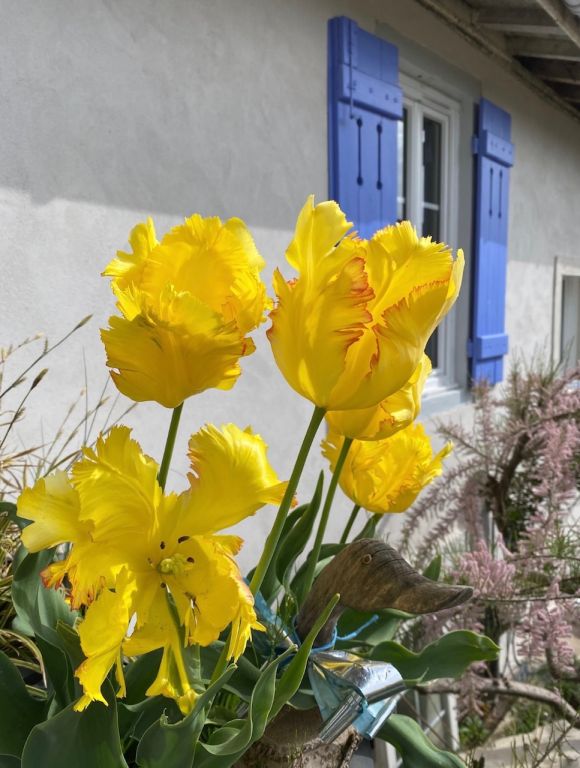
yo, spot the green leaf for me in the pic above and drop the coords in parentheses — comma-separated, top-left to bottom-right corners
(258, 506, 304, 602)
(270, 593, 340, 719)
(354, 514, 379, 540)
(199, 642, 261, 702)
(378, 714, 465, 767)
(0, 755, 21, 768)
(275, 473, 324, 588)
(119, 697, 181, 744)
(123, 649, 163, 703)
(288, 688, 317, 710)
(290, 543, 345, 598)
(0, 501, 25, 531)
(192, 597, 339, 768)
(0, 651, 47, 758)
(336, 607, 415, 649)
(136, 666, 236, 768)
(11, 550, 77, 636)
(54, 620, 84, 669)
(35, 629, 75, 709)
(192, 649, 294, 768)
(370, 631, 500, 682)
(116, 650, 180, 742)
(21, 682, 127, 768)
(201, 651, 292, 758)
(423, 554, 442, 582)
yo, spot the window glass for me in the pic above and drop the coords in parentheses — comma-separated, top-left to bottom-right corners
(422, 116, 442, 240)
(397, 109, 408, 221)
(561, 275, 580, 370)
(422, 116, 442, 368)
(396, 81, 457, 384)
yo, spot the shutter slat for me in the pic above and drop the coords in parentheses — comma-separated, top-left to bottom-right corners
(469, 98, 514, 384)
(329, 16, 402, 237)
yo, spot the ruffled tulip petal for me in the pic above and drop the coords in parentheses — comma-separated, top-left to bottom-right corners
(385, 439, 453, 513)
(175, 424, 287, 535)
(101, 289, 249, 408)
(46, 541, 126, 610)
(72, 426, 161, 540)
(323, 424, 452, 514)
(326, 355, 431, 440)
(19, 421, 284, 710)
(74, 583, 133, 711)
(269, 198, 464, 412)
(268, 257, 373, 408)
(228, 580, 265, 661)
(268, 196, 375, 407)
(285, 195, 353, 279)
(332, 273, 459, 411)
(101, 213, 268, 408)
(141, 215, 266, 332)
(122, 582, 173, 656)
(367, 222, 458, 316)
(18, 471, 85, 551)
(145, 636, 198, 716)
(102, 218, 158, 290)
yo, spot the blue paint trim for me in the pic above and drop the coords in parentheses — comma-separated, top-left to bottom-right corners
(469, 98, 513, 385)
(335, 65, 403, 119)
(328, 16, 402, 237)
(479, 130, 514, 167)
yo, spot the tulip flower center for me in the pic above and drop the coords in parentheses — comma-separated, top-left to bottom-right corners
(157, 553, 193, 577)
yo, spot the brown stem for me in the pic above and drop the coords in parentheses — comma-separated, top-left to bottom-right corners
(482, 696, 515, 738)
(545, 647, 580, 683)
(421, 680, 580, 726)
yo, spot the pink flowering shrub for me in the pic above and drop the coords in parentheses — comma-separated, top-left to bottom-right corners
(400, 358, 580, 731)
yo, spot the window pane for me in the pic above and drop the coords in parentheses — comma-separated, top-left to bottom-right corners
(423, 117, 442, 207)
(422, 207, 440, 239)
(561, 275, 580, 370)
(422, 116, 442, 368)
(397, 109, 407, 221)
(425, 330, 439, 368)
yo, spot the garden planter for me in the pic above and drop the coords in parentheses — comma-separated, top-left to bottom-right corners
(236, 707, 362, 767)
(238, 538, 473, 767)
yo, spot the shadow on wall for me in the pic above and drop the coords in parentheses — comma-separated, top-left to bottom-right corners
(0, 0, 328, 224)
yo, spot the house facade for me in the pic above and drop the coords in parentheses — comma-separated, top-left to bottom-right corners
(1, 1, 580, 759)
(4, 0, 579, 541)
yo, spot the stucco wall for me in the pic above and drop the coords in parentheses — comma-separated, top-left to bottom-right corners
(1, 0, 579, 567)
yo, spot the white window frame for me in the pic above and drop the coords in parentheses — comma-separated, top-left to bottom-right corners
(552, 255, 580, 370)
(399, 74, 461, 397)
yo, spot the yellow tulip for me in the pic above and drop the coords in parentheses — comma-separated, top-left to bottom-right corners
(18, 424, 286, 713)
(268, 196, 463, 411)
(101, 215, 270, 408)
(322, 423, 452, 514)
(325, 354, 431, 441)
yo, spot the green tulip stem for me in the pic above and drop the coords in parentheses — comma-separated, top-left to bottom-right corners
(157, 403, 184, 491)
(340, 503, 361, 544)
(249, 404, 326, 596)
(163, 590, 198, 690)
(354, 512, 381, 540)
(299, 436, 353, 603)
(212, 405, 326, 685)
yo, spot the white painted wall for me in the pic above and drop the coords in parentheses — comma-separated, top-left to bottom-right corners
(1, 0, 579, 567)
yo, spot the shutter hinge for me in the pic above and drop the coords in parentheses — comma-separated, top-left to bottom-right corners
(471, 135, 479, 156)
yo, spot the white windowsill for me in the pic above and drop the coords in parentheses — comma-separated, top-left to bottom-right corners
(421, 384, 469, 418)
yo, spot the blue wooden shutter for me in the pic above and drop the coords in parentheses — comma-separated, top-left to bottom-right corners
(469, 98, 514, 384)
(328, 17, 402, 238)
